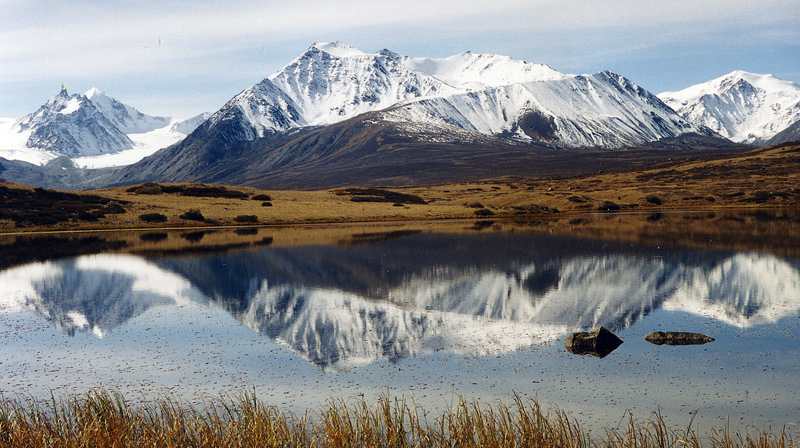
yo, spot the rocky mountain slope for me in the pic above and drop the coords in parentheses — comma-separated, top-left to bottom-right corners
(658, 71, 800, 145)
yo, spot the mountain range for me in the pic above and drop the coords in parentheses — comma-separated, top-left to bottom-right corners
(1, 42, 797, 190)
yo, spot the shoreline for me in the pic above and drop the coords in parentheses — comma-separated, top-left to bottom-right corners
(0, 204, 784, 235)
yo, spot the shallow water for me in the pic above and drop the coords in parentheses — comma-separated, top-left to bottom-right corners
(1, 223, 799, 436)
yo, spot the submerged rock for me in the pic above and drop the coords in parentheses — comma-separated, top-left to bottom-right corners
(564, 326, 623, 358)
(644, 331, 715, 346)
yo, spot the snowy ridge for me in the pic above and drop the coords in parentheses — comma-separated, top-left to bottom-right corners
(169, 112, 212, 135)
(0, 88, 208, 168)
(402, 51, 567, 90)
(206, 79, 307, 141)
(207, 41, 458, 140)
(206, 41, 701, 148)
(85, 88, 169, 134)
(72, 117, 201, 169)
(386, 71, 693, 147)
(658, 71, 800, 144)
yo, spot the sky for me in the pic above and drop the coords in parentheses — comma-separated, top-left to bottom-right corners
(1, 0, 798, 119)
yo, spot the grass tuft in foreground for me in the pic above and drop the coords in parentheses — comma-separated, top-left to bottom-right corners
(0, 390, 795, 447)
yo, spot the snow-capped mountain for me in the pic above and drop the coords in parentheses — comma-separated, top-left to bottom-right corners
(383, 70, 693, 147)
(204, 42, 458, 142)
(658, 71, 800, 144)
(0, 88, 137, 161)
(203, 41, 702, 148)
(84, 88, 170, 134)
(0, 42, 748, 190)
(0, 88, 208, 168)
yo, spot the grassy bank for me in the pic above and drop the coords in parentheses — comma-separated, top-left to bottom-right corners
(0, 390, 794, 447)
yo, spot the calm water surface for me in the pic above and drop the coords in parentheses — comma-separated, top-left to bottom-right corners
(1, 223, 798, 436)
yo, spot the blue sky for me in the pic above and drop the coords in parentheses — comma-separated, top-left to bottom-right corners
(1, 0, 798, 119)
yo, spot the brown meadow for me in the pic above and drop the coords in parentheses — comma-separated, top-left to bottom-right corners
(0, 390, 795, 448)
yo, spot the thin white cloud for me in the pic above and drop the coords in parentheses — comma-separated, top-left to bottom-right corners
(5, 0, 795, 59)
(1, 0, 798, 117)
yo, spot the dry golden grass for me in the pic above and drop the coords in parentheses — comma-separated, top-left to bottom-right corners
(0, 390, 795, 448)
(1, 143, 798, 234)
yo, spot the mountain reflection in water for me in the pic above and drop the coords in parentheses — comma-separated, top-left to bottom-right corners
(2, 231, 798, 370)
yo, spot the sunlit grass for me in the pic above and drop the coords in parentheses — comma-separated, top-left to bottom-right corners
(0, 389, 795, 447)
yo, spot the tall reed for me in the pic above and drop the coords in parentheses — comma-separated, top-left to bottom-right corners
(0, 389, 794, 447)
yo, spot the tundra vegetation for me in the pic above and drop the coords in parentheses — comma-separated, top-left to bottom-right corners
(0, 390, 794, 448)
(1, 143, 799, 232)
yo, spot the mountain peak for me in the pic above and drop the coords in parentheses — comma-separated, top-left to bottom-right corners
(724, 70, 778, 83)
(402, 51, 567, 90)
(720, 70, 799, 94)
(660, 71, 798, 104)
(85, 87, 106, 99)
(309, 41, 368, 58)
(0, 86, 176, 164)
(658, 71, 800, 144)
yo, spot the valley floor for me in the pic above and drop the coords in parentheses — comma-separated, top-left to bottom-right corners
(2, 143, 798, 248)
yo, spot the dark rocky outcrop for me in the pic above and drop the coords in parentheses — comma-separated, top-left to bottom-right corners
(564, 326, 623, 358)
(644, 331, 715, 345)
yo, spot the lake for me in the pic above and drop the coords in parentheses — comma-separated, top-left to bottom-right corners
(1, 214, 798, 437)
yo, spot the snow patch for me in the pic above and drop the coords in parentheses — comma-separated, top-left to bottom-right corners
(66, 311, 89, 329)
(58, 97, 82, 115)
(73, 120, 187, 168)
(312, 41, 369, 58)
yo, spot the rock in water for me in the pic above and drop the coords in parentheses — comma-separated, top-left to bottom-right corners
(644, 331, 715, 345)
(564, 326, 623, 358)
